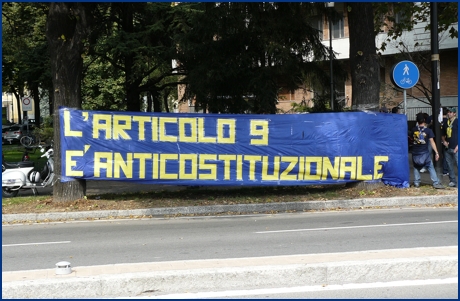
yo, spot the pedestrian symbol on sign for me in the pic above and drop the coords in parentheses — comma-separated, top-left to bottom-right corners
(403, 64, 409, 75)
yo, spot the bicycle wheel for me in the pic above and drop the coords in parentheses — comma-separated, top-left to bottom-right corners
(20, 135, 33, 147)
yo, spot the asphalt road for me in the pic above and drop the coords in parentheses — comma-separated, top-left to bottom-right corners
(2, 207, 457, 272)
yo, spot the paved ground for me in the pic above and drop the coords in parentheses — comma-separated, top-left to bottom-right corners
(2, 246, 457, 298)
(2, 155, 457, 298)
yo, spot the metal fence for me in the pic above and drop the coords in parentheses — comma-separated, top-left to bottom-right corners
(405, 106, 457, 121)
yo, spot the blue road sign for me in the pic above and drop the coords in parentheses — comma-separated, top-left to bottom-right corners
(392, 60, 419, 89)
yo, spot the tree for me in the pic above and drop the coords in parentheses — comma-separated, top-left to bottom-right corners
(2, 2, 51, 126)
(46, 3, 92, 202)
(347, 3, 381, 111)
(85, 2, 183, 112)
(374, 2, 458, 53)
(175, 2, 333, 114)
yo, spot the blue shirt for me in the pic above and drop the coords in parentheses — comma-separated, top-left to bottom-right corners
(410, 125, 434, 155)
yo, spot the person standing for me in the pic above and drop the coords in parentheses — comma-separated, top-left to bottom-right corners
(441, 107, 449, 176)
(442, 107, 458, 187)
(410, 113, 444, 189)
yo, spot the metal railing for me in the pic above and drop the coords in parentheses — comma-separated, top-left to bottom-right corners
(405, 106, 457, 121)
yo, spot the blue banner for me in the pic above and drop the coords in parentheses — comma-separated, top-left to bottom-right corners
(59, 108, 410, 188)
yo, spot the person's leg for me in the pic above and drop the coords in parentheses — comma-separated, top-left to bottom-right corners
(413, 166, 421, 187)
(426, 161, 442, 186)
(442, 148, 449, 175)
(445, 149, 457, 185)
(421, 144, 432, 173)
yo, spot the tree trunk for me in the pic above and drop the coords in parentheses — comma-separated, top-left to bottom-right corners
(48, 87, 54, 116)
(347, 3, 380, 111)
(32, 86, 41, 127)
(46, 3, 88, 202)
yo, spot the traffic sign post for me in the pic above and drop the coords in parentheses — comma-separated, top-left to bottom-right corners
(22, 96, 33, 111)
(392, 61, 420, 115)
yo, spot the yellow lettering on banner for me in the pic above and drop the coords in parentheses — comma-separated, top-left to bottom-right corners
(322, 157, 339, 180)
(199, 154, 217, 180)
(159, 117, 177, 142)
(133, 116, 151, 141)
(198, 118, 216, 143)
(237, 155, 243, 180)
(374, 156, 389, 179)
(219, 155, 236, 180)
(133, 153, 151, 179)
(298, 157, 305, 180)
(280, 157, 298, 180)
(65, 150, 83, 177)
(160, 154, 178, 179)
(179, 118, 197, 143)
(339, 157, 357, 180)
(305, 157, 322, 180)
(250, 120, 269, 145)
(93, 114, 112, 139)
(63, 110, 82, 137)
(356, 157, 373, 180)
(113, 115, 132, 140)
(114, 153, 133, 178)
(152, 154, 159, 179)
(94, 152, 113, 178)
(179, 154, 197, 179)
(244, 155, 262, 180)
(217, 119, 236, 144)
(262, 156, 279, 180)
(151, 117, 159, 141)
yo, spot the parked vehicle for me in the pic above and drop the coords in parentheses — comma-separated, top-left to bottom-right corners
(4, 124, 35, 144)
(2, 126, 13, 144)
(2, 142, 54, 197)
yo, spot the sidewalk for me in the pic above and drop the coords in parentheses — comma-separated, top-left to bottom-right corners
(2, 246, 457, 298)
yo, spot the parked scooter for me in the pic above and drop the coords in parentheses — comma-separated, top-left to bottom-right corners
(2, 142, 55, 197)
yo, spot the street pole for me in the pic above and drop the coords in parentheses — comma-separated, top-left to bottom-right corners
(430, 2, 442, 174)
(325, 2, 335, 111)
(329, 17, 334, 111)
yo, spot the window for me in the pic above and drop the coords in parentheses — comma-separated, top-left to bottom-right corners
(309, 15, 323, 40)
(332, 13, 344, 39)
(394, 11, 409, 24)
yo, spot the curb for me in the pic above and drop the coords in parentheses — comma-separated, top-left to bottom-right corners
(2, 194, 458, 223)
(2, 247, 457, 298)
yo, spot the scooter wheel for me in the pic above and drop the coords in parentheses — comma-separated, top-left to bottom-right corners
(2, 187, 19, 198)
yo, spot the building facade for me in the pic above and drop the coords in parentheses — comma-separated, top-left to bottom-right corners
(179, 3, 458, 118)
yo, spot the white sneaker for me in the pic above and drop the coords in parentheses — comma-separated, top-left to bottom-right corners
(420, 168, 426, 173)
(448, 182, 457, 187)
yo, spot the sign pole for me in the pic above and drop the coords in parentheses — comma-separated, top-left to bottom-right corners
(430, 2, 442, 175)
(403, 89, 407, 115)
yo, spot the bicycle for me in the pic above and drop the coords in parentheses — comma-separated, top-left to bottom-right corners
(20, 131, 41, 148)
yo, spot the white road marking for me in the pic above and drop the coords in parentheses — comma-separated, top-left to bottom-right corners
(2, 241, 71, 247)
(256, 220, 458, 234)
(141, 278, 458, 299)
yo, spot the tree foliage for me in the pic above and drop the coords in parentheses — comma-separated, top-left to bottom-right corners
(175, 2, 332, 114)
(2, 2, 51, 125)
(84, 2, 182, 112)
(374, 2, 458, 52)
